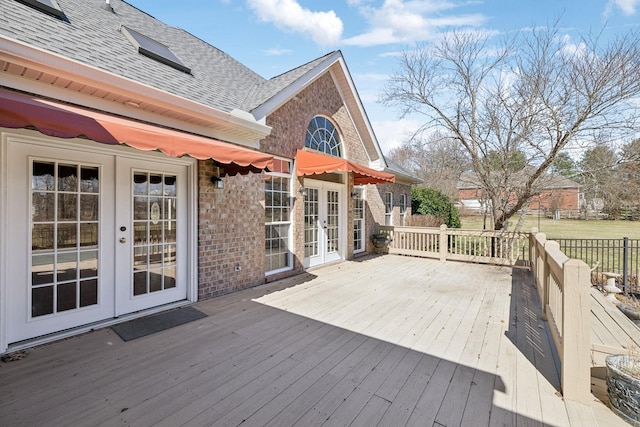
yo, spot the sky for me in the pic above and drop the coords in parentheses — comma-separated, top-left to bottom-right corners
(126, 0, 640, 155)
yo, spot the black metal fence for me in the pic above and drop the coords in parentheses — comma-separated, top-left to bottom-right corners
(551, 237, 640, 294)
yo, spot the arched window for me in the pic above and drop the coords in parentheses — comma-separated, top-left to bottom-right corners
(305, 116, 342, 157)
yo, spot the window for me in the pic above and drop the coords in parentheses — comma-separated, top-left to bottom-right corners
(14, 0, 65, 19)
(401, 194, 407, 225)
(305, 116, 342, 157)
(384, 192, 393, 226)
(121, 26, 191, 74)
(265, 159, 292, 274)
(353, 188, 365, 253)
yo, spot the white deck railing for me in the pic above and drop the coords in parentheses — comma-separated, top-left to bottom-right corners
(529, 232, 592, 404)
(379, 224, 529, 266)
(376, 225, 592, 404)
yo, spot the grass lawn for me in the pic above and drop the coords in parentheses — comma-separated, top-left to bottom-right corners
(460, 215, 640, 239)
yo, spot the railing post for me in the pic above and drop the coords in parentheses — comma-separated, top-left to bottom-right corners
(561, 258, 592, 404)
(542, 238, 557, 322)
(623, 237, 629, 293)
(439, 224, 447, 262)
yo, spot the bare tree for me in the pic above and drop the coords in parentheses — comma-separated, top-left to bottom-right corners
(383, 22, 640, 230)
(388, 131, 469, 198)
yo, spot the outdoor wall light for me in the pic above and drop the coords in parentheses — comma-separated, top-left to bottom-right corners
(210, 176, 224, 189)
(299, 187, 308, 196)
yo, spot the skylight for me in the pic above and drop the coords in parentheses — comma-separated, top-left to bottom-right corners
(14, 0, 65, 19)
(121, 26, 191, 74)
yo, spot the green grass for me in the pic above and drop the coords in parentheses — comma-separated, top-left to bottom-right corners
(460, 216, 640, 239)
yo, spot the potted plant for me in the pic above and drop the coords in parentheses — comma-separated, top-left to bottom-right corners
(606, 352, 640, 426)
(370, 231, 391, 250)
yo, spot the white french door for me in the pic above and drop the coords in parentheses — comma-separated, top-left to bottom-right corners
(114, 158, 187, 315)
(303, 180, 344, 268)
(6, 142, 116, 343)
(4, 138, 190, 345)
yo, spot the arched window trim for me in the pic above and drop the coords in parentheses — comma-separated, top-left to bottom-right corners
(305, 116, 343, 158)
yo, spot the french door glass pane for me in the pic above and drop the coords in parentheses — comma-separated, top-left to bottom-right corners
(31, 160, 100, 317)
(327, 191, 339, 253)
(131, 171, 178, 296)
(304, 188, 319, 257)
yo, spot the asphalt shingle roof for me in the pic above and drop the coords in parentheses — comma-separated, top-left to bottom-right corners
(240, 53, 336, 111)
(1, 0, 313, 114)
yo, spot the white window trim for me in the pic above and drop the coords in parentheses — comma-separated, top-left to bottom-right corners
(385, 191, 393, 226)
(353, 186, 365, 254)
(265, 158, 293, 276)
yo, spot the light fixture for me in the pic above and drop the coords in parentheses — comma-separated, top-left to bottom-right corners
(210, 176, 224, 189)
(350, 191, 358, 198)
(299, 187, 308, 196)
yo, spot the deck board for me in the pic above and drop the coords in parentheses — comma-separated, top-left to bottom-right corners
(590, 287, 640, 371)
(0, 255, 627, 426)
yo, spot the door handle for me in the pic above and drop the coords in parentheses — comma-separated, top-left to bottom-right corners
(119, 237, 127, 244)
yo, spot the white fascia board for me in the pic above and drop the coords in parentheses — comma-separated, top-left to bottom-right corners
(0, 37, 271, 143)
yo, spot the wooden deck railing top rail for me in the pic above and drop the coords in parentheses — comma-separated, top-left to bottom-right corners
(379, 224, 529, 266)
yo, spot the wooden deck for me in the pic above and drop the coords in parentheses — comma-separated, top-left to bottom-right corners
(591, 287, 640, 365)
(0, 255, 627, 426)
(590, 286, 640, 403)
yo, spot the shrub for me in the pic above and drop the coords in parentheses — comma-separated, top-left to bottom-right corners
(411, 187, 461, 228)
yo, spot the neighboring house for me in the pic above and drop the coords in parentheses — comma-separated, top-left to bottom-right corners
(0, 0, 416, 352)
(457, 170, 580, 215)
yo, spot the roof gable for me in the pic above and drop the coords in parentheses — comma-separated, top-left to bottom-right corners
(249, 51, 387, 166)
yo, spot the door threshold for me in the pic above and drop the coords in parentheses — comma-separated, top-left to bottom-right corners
(4, 300, 191, 354)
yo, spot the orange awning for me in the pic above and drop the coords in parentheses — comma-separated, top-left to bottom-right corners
(296, 149, 395, 185)
(0, 88, 273, 173)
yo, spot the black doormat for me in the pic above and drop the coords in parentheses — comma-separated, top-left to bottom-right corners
(111, 306, 207, 342)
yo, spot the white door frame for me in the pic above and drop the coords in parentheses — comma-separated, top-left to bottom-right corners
(0, 130, 198, 352)
(303, 179, 347, 268)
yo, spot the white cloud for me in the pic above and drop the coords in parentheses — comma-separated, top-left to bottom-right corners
(246, 0, 343, 46)
(263, 48, 293, 56)
(344, 0, 486, 47)
(605, 0, 640, 15)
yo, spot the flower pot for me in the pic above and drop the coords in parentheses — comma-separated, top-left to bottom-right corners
(606, 354, 640, 426)
(371, 237, 389, 249)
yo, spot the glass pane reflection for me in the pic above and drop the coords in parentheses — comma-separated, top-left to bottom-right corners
(58, 193, 78, 221)
(32, 224, 54, 250)
(80, 223, 98, 248)
(80, 279, 98, 307)
(32, 286, 54, 317)
(32, 192, 55, 222)
(32, 254, 54, 285)
(80, 251, 98, 278)
(80, 194, 99, 221)
(58, 164, 77, 192)
(32, 162, 55, 191)
(57, 282, 77, 312)
(57, 251, 77, 282)
(80, 167, 99, 193)
(57, 223, 77, 249)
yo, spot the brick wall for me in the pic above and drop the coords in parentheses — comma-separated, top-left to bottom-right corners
(197, 160, 266, 299)
(457, 187, 580, 212)
(261, 73, 369, 164)
(196, 72, 414, 299)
